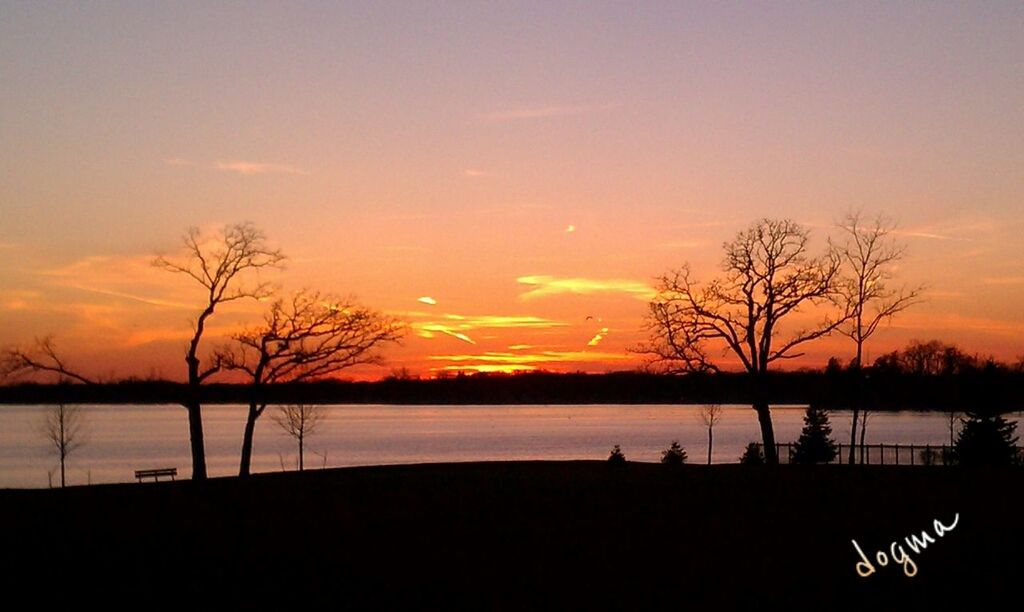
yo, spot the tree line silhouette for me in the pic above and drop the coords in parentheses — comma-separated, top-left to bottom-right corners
(3, 357, 1022, 409)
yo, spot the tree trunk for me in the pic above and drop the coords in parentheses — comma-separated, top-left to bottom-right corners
(298, 433, 304, 471)
(185, 308, 213, 481)
(848, 340, 864, 465)
(239, 402, 259, 477)
(848, 407, 860, 464)
(859, 416, 867, 464)
(59, 409, 66, 488)
(186, 401, 207, 480)
(751, 372, 778, 464)
(707, 427, 713, 465)
(755, 401, 778, 465)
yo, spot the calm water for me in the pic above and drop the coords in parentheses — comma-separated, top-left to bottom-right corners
(1, 404, 1019, 489)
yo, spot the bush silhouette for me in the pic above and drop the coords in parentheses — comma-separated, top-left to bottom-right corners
(607, 444, 626, 464)
(953, 409, 1020, 466)
(792, 406, 838, 464)
(740, 442, 765, 465)
(661, 441, 687, 465)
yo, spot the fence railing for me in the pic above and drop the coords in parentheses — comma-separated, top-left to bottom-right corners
(775, 442, 956, 465)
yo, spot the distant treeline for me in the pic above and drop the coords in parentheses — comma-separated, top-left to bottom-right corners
(2, 366, 1022, 411)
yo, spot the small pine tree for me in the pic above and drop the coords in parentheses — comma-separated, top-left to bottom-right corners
(740, 442, 765, 465)
(661, 441, 687, 465)
(607, 444, 626, 464)
(954, 409, 1020, 466)
(792, 406, 838, 464)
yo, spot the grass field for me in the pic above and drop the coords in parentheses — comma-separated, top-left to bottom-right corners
(1, 462, 1020, 609)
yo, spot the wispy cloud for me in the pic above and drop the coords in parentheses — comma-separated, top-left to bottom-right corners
(428, 350, 629, 365)
(895, 218, 997, 242)
(658, 240, 707, 250)
(417, 296, 438, 305)
(587, 327, 610, 347)
(517, 276, 657, 301)
(162, 157, 193, 166)
(215, 161, 308, 176)
(38, 254, 201, 310)
(418, 325, 476, 344)
(61, 285, 194, 310)
(464, 169, 492, 177)
(412, 312, 567, 345)
(0, 289, 41, 311)
(481, 104, 613, 121)
(893, 229, 972, 242)
(442, 314, 567, 329)
(380, 213, 432, 222)
(981, 276, 1024, 285)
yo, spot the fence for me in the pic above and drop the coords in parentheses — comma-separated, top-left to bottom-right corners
(774, 442, 956, 465)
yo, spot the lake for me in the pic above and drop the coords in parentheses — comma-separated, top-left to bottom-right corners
(1, 404, 1019, 488)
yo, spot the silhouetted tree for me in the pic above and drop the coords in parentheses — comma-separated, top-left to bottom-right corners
(792, 406, 838, 464)
(42, 404, 85, 488)
(607, 444, 626, 464)
(154, 222, 285, 480)
(661, 441, 687, 465)
(953, 409, 1020, 466)
(740, 442, 765, 465)
(2, 336, 96, 384)
(947, 410, 960, 449)
(876, 340, 977, 376)
(221, 289, 403, 476)
(273, 403, 325, 471)
(858, 409, 871, 464)
(834, 210, 922, 464)
(2, 339, 94, 486)
(699, 404, 723, 465)
(643, 218, 849, 464)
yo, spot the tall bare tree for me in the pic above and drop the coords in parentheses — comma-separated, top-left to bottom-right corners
(273, 403, 325, 471)
(43, 404, 86, 488)
(643, 218, 850, 464)
(699, 404, 723, 465)
(834, 211, 922, 464)
(154, 222, 285, 480)
(221, 289, 403, 476)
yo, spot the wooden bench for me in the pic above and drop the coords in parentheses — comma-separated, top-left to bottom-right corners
(135, 468, 177, 482)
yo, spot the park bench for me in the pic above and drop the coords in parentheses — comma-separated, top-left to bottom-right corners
(134, 468, 177, 482)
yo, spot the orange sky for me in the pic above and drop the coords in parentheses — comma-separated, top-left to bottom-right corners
(1, 4, 1022, 381)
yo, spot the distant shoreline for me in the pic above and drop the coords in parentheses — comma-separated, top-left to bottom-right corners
(2, 369, 1022, 411)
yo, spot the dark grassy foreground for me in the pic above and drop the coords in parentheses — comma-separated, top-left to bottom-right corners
(1, 462, 1021, 609)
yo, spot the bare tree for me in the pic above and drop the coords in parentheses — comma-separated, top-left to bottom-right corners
(2, 336, 96, 384)
(154, 222, 285, 480)
(42, 404, 86, 488)
(642, 218, 850, 464)
(858, 409, 871, 464)
(834, 211, 923, 464)
(273, 403, 325, 471)
(699, 404, 723, 465)
(221, 289, 403, 476)
(948, 410, 960, 449)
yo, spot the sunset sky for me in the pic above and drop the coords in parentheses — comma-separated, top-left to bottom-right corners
(2, 2, 1022, 381)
